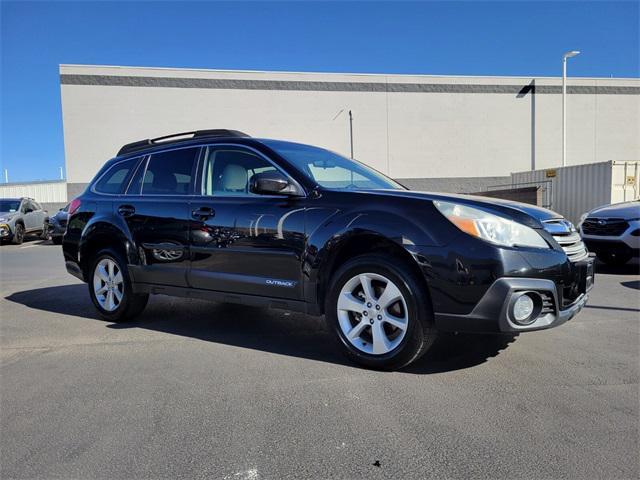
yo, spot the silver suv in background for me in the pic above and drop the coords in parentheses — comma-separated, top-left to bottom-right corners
(0, 198, 49, 245)
(579, 200, 640, 266)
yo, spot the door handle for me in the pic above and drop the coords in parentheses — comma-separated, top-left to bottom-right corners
(192, 207, 215, 219)
(118, 205, 135, 217)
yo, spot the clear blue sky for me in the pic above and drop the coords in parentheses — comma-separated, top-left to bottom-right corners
(1, 1, 638, 182)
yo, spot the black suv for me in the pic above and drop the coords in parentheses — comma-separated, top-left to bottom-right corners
(63, 130, 595, 369)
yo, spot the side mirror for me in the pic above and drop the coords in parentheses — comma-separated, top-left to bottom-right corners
(23, 207, 33, 214)
(250, 171, 301, 196)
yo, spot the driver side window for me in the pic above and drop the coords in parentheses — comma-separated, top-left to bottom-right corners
(201, 148, 277, 196)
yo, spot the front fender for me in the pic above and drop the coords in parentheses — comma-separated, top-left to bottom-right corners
(303, 209, 442, 305)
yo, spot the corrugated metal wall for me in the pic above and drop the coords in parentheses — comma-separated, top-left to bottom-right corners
(0, 181, 67, 203)
(512, 161, 640, 224)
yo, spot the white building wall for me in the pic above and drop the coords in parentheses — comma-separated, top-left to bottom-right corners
(59, 65, 640, 193)
(0, 181, 67, 203)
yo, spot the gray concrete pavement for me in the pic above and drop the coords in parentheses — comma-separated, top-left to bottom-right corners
(1, 240, 638, 479)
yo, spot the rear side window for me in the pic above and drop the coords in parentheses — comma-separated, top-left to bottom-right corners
(141, 148, 198, 195)
(94, 158, 139, 194)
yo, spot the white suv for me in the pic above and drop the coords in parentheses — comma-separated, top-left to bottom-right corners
(579, 200, 640, 266)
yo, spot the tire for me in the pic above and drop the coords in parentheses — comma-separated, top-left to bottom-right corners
(325, 254, 437, 370)
(52, 236, 63, 245)
(88, 248, 149, 322)
(12, 224, 25, 245)
(597, 251, 631, 266)
(40, 222, 50, 240)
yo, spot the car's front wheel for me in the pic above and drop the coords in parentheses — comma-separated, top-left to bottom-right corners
(326, 254, 437, 370)
(11, 224, 25, 245)
(88, 248, 149, 322)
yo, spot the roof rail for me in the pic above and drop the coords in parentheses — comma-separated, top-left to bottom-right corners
(117, 129, 250, 156)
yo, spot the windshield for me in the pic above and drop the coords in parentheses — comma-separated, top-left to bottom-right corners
(263, 140, 405, 191)
(0, 200, 20, 212)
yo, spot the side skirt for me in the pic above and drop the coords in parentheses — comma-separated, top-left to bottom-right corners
(132, 283, 321, 316)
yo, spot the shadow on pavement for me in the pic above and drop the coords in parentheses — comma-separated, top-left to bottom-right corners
(585, 304, 640, 313)
(6, 284, 517, 373)
(620, 280, 640, 290)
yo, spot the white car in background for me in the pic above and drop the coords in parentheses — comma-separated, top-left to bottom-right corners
(579, 200, 640, 266)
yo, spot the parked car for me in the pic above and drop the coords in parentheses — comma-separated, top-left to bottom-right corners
(47, 204, 70, 245)
(63, 130, 595, 369)
(0, 197, 49, 244)
(579, 200, 640, 266)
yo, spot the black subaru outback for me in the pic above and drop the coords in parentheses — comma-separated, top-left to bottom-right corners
(63, 130, 594, 369)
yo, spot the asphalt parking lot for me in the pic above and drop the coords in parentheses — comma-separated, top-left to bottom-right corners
(1, 238, 638, 479)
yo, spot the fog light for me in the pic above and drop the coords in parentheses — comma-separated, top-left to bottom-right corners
(513, 294, 535, 323)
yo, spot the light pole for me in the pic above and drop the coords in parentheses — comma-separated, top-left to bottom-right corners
(562, 50, 580, 167)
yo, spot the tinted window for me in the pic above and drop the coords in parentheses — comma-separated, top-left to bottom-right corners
(94, 158, 139, 194)
(201, 148, 277, 196)
(262, 140, 404, 190)
(0, 200, 20, 212)
(23, 200, 40, 212)
(142, 148, 198, 195)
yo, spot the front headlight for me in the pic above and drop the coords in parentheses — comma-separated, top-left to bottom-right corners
(434, 200, 549, 249)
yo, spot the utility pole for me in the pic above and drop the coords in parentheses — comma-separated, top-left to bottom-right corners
(348, 110, 354, 159)
(562, 50, 580, 167)
(3, 169, 7, 183)
(59, 167, 64, 180)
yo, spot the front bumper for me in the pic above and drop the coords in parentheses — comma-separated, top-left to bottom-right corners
(583, 239, 640, 259)
(434, 258, 594, 333)
(48, 222, 67, 237)
(0, 224, 12, 238)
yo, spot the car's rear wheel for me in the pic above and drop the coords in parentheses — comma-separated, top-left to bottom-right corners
(12, 224, 25, 245)
(88, 248, 148, 322)
(326, 254, 437, 370)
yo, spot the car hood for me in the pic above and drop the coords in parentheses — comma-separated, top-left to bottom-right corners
(358, 189, 563, 227)
(0, 211, 16, 220)
(587, 201, 640, 219)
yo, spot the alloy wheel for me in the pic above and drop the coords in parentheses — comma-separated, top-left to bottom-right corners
(337, 273, 409, 355)
(93, 258, 124, 312)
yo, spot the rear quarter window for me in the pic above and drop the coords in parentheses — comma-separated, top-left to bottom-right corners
(93, 158, 139, 194)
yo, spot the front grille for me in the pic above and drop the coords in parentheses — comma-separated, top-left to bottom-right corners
(581, 218, 629, 236)
(543, 219, 589, 262)
(552, 232, 589, 262)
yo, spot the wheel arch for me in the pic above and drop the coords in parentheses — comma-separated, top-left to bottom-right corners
(314, 231, 431, 315)
(79, 222, 133, 278)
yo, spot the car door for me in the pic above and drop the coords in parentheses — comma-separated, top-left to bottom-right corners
(118, 147, 199, 288)
(188, 145, 307, 300)
(21, 200, 38, 231)
(31, 200, 47, 230)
